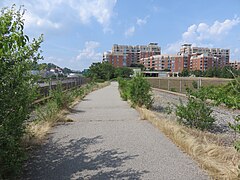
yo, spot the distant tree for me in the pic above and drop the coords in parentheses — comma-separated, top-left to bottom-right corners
(88, 62, 115, 80)
(115, 67, 133, 78)
(180, 69, 189, 77)
(0, 5, 43, 178)
(63, 67, 72, 74)
(192, 70, 203, 77)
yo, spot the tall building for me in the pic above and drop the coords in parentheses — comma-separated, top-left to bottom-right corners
(229, 61, 240, 70)
(103, 43, 161, 67)
(140, 53, 189, 72)
(180, 44, 230, 70)
(189, 53, 213, 71)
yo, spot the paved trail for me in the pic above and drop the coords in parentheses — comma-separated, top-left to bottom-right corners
(23, 82, 208, 180)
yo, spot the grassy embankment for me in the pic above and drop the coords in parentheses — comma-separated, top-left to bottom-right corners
(137, 107, 240, 179)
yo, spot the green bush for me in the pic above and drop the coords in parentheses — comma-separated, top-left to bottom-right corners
(229, 115, 240, 151)
(129, 75, 153, 108)
(192, 81, 198, 89)
(176, 96, 215, 130)
(118, 76, 153, 109)
(118, 78, 131, 101)
(190, 78, 240, 109)
(0, 6, 43, 178)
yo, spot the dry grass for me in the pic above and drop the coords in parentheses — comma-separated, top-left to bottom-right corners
(136, 107, 240, 179)
(23, 81, 110, 146)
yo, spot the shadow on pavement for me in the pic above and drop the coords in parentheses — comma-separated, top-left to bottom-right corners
(65, 107, 85, 114)
(22, 136, 148, 180)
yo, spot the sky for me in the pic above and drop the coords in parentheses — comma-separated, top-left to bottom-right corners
(1, 0, 240, 70)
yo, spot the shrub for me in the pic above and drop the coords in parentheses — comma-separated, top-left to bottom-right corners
(0, 6, 43, 178)
(192, 80, 198, 89)
(190, 77, 240, 109)
(176, 96, 215, 130)
(118, 78, 130, 101)
(129, 75, 153, 109)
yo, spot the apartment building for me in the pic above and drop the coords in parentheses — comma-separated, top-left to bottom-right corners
(180, 44, 230, 69)
(189, 53, 213, 71)
(229, 61, 240, 70)
(140, 54, 174, 71)
(140, 53, 189, 72)
(103, 43, 161, 67)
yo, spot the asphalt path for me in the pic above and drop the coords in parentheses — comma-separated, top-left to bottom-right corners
(23, 82, 208, 180)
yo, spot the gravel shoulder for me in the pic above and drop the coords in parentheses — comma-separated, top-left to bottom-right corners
(152, 89, 240, 144)
(22, 82, 208, 180)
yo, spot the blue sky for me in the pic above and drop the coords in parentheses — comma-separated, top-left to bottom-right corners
(1, 0, 240, 70)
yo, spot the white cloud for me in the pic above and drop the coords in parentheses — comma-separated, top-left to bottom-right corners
(68, 0, 117, 31)
(136, 16, 149, 26)
(125, 26, 135, 37)
(182, 17, 240, 42)
(24, 12, 61, 29)
(76, 41, 102, 70)
(165, 17, 240, 54)
(1, 0, 117, 32)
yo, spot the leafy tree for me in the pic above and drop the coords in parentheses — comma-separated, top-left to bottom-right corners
(0, 5, 43, 178)
(180, 69, 189, 77)
(115, 67, 133, 78)
(88, 62, 115, 81)
(63, 67, 72, 74)
(192, 70, 203, 77)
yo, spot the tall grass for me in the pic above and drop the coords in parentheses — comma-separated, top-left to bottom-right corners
(137, 107, 240, 179)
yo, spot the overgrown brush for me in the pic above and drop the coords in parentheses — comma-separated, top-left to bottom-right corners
(118, 75, 153, 108)
(138, 107, 240, 179)
(190, 77, 240, 109)
(0, 6, 43, 179)
(176, 95, 215, 130)
(118, 78, 131, 101)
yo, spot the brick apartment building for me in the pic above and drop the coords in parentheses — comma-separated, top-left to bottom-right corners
(103, 43, 161, 67)
(229, 61, 240, 70)
(139, 44, 230, 73)
(180, 44, 230, 71)
(103, 43, 231, 73)
(140, 54, 188, 72)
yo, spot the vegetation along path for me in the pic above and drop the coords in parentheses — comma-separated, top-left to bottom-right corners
(23, 82, 208, 179)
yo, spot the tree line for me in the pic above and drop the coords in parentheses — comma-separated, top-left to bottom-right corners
(180, 66, 240, 78)
(84, 62, 134, 81)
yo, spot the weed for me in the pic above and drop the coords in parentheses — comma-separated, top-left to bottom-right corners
(176, 95, 215, 130)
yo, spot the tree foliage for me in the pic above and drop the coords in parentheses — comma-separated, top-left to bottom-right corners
(0, 5, 43, 178)
(87, 62, 133, 80)
(115, 67, 133, 78)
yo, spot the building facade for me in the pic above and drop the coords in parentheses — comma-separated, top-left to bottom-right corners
(104, 43, 231, 73)
(229, 61, 240, 70)
(103, 43, 161, 67)
(180, 44, 230, 70)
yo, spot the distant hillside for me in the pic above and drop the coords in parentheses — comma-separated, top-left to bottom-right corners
(32, 63, 74, 74)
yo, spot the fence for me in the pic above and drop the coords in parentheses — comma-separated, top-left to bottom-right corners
(146, 77, 232, 93)
(38, 77, 90, 97)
